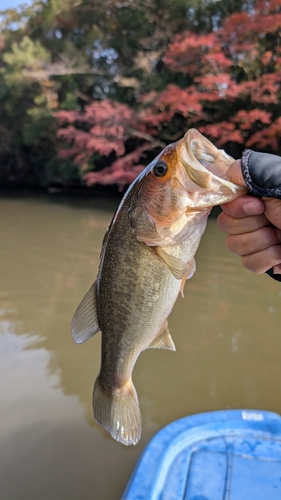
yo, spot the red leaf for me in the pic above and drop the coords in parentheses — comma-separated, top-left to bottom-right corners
(199, 122, 243, 146)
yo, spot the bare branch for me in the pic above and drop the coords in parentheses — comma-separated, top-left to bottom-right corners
(130, 129, 166, 148)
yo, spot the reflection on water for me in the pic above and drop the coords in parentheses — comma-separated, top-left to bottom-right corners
(1, 195, 281, 499)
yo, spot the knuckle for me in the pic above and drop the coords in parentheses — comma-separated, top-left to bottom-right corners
(260, 226, 278, 247)
(221, 199, 244, 217)
(225, 235, 240, 254)
(269, 244, 281, 261)
(217, 212, 231, 232)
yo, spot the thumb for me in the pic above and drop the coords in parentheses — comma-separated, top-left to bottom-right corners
(225, 159, 245, 187)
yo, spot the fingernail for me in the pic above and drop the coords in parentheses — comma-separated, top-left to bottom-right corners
(243, 200, 261, 215)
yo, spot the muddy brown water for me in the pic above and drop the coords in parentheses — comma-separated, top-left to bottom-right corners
(1, 194, 281, 500)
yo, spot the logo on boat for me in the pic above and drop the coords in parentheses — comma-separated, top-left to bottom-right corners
(241, 411, 264, 421)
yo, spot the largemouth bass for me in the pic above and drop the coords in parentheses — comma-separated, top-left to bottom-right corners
(71, 129, 246, 446)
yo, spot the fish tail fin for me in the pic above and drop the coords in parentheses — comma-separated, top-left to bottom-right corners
(93, 377, 142, 446)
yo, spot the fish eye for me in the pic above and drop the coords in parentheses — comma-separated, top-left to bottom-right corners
(153, 161, 168, 178)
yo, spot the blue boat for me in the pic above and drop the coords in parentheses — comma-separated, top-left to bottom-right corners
(122, 409, 281, 500)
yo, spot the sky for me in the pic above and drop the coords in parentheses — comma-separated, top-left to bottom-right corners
(1, 0, 31, 9)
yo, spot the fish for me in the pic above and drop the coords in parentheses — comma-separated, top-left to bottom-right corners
(71, 128, 247, 446)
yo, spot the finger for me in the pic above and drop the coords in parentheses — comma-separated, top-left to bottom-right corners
(225, 226, 281, 256)
(241, 244, 281, 274)
(263, 198, 281, 231)
(225, 159, 245, 186)
(221, 196, 265, 218)
(273, 263, 281, 274)
(217, 211, 269, 235)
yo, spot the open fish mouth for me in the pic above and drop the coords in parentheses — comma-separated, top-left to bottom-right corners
(185, 128, 234, 177)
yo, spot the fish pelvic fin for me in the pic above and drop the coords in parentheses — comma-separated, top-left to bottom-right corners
(148, 321, 176, 351)
(93, 377, 142, 446)
(180, 257, 196, 298)
(70, 281, 100, 344)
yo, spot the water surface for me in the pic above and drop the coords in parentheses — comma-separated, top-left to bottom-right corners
(1, 195, 281, 499)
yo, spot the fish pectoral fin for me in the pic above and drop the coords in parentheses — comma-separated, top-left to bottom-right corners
(180, 258, 196, 298)
(70, 281, 100, 344)
(148, 321, 176, 351)
(155, 246, 188, 280)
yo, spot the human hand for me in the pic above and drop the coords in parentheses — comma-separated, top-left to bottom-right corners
(217, 160, 281, 274)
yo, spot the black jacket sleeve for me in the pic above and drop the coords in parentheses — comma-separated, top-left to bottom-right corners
(241, 149, 281, 282)
(241, 150, 281, 199)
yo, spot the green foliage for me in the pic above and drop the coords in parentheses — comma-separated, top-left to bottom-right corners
(3, 36, 50, 69)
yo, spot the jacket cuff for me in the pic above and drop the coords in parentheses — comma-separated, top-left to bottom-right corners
(241, 150, 281, 199)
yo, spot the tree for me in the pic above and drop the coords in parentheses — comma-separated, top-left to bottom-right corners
(0, 35, 59, 183)
(56, 0, 281, 188)
(1, 0, 281, 188)
(55, 99, 165, 189)
(156, 0, 281, 153)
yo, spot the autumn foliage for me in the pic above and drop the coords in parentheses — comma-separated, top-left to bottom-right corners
(54, 0, 281, 188)
(56, 99, 166, 188)
(1, 0, 281, 188)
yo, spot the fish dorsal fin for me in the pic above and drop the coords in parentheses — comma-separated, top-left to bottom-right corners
(148, 321, 176, 351)
(71, 281, 100, 344)
(155, 246, 188, 280)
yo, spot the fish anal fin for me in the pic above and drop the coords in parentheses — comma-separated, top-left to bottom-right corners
(93, 377, 141, 446)
(71, 281, 100, 344)
(155, 246, 188, 280)
(180, 258, 196, 298)
(148, 321, 176, 351)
